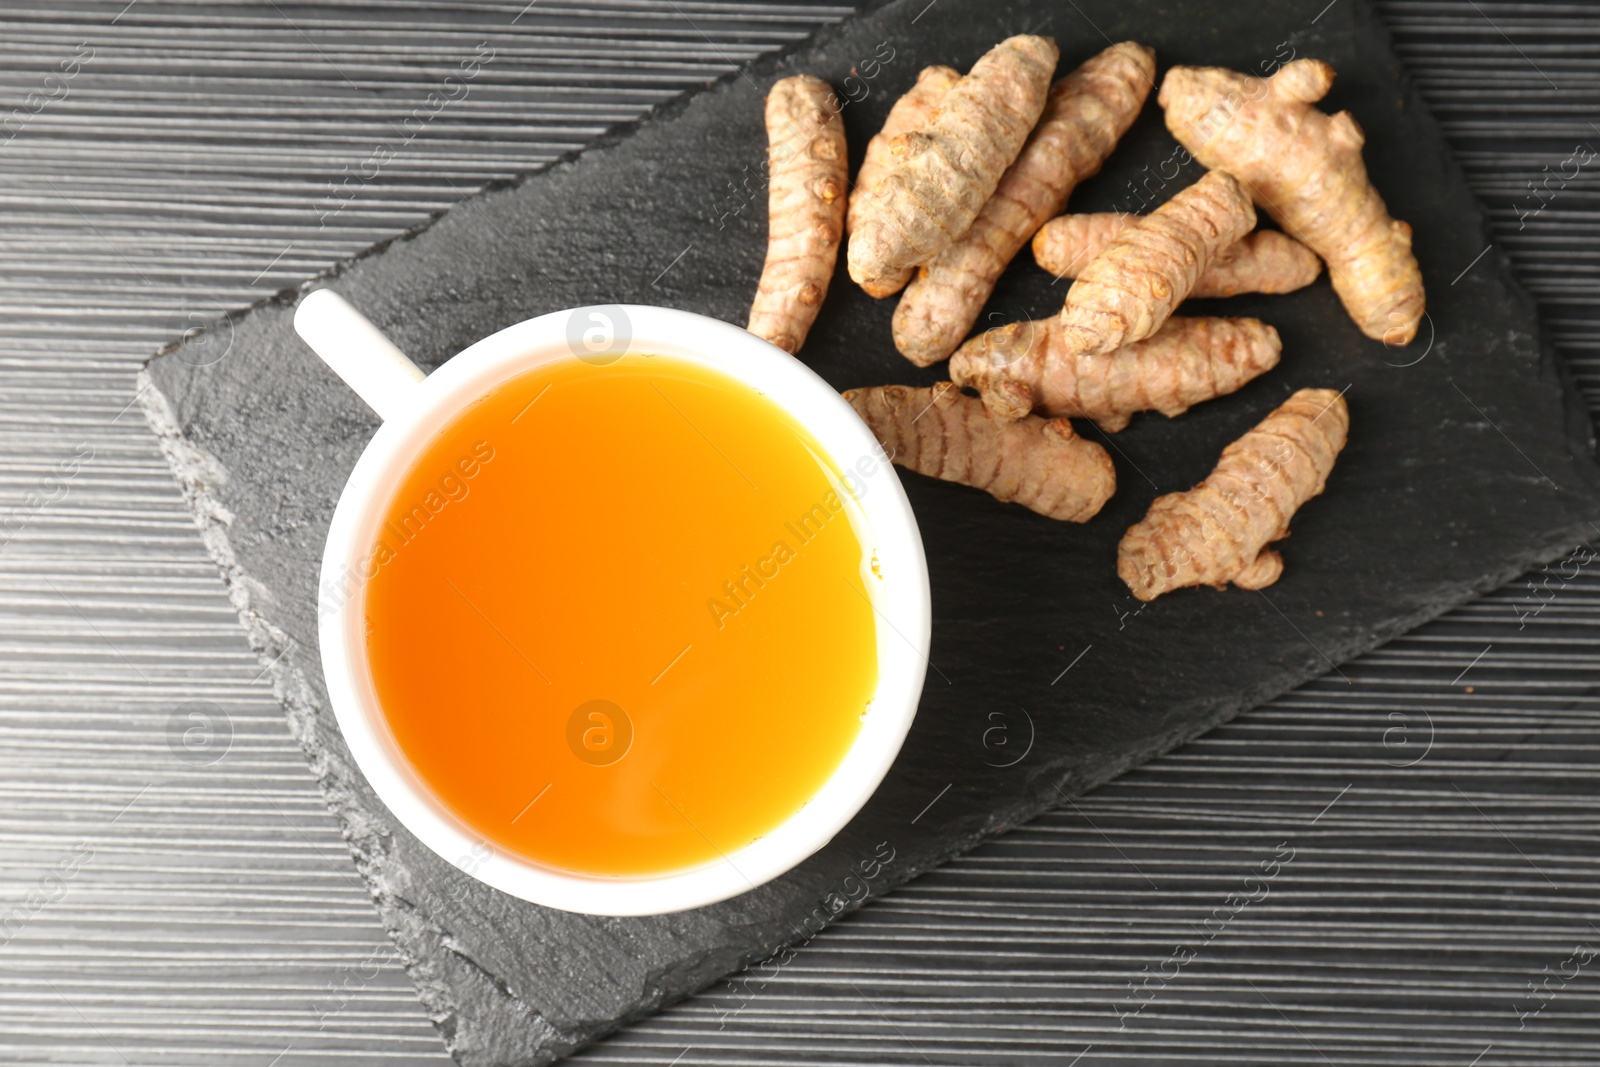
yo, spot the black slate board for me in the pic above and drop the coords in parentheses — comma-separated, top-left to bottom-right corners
(139, 0, 1600, 1063)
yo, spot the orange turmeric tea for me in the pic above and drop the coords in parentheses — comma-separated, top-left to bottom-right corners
(362, 353, 878, 877)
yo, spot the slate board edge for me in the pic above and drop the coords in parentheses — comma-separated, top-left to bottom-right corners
(134, 374, 564, 1058)
(134, 0, 1600, 1061)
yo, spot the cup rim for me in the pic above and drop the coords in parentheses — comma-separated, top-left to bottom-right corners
(316, 304, 931, 915)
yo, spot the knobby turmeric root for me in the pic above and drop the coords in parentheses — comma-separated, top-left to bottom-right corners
(892, 42, 1156, 366)
(848, 66, 961, 236)
(843, 384, 1115, 522)
(848, 65, 961, 301)
(1159, 60, 1425, 345)
(746, 75, 848, 354)
(846, 35, 1059, 293)
(1118, 387, 1349, 600)
(951, 315, 1281, 430)
(1033, 213, 1321, 298)
(1058, 168, 1256, 359)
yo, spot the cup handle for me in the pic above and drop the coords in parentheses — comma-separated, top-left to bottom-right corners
(294, 289, 426, 422)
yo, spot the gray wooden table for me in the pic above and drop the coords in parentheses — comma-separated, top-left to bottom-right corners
(1, 2, 1597, 1064)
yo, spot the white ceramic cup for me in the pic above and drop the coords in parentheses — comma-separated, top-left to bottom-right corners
(293, 291, 931, 916)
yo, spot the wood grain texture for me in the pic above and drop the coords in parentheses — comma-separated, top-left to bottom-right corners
(139, 0, 1600, 1057)
(0, 3, 1597, 1067)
